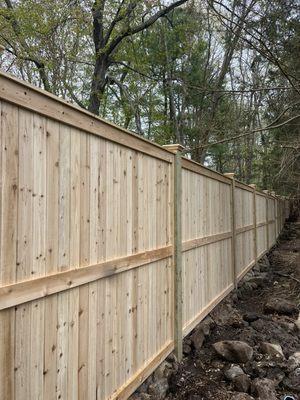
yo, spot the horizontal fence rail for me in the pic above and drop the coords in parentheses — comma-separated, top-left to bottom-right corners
(0, 71, 288, 400)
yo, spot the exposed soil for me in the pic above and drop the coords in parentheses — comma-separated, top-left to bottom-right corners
(168, 221, 300, 400)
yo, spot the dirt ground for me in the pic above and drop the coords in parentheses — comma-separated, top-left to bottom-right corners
(168, 221, 300, 400)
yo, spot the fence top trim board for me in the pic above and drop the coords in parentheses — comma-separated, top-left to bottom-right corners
(0, 70, 278, 199)
(181, 157, 232, 185)
(0, 70, 173, 163)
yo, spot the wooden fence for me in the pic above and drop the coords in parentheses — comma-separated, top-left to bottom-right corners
(0, 71, 288, 400)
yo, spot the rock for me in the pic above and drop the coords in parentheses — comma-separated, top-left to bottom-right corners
(267, 368, 285, 385)
(224, 365, 244, 380)
(153, 361, 173, 380)
(183, 342, 192, 355)
(250, 319, 265, 332)
(211, 302, 242, 326)
(213, 341, 253, 363)
(231, 394, 255, 400)
(147, 378, 168, 399)
(264, 298, 298, 315)
(166, 353, 177, 364)
(199, 316, 214, 335)
(251, 378, 277, 400)
(288, 352, 300, 371)
(190, 329, 205, 350)
(283, 367, 300, 392)
(243, 312, 259, 323)
(136, 375, 153, 393)
(279, 320, 296, 333)
(260, 342, 285, 360)
(253, 263, 261, 273)
(247, 276, 265, 288)
(259, 255, 270, 267)
(233, 374, 251, 393)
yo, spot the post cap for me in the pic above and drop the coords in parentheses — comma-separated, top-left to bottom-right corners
(263, 190, 269, 194)
(163, 144, 185, 154)
(249, 184, 256, 189)
(0, 45, 5, 53)
(224, 173, 235, 179)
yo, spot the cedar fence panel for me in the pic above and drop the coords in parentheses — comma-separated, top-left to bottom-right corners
(0, 71, 288, 400)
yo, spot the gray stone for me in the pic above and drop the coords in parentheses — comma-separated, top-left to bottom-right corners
(199, 316, 214, 335)
(260, 342, 285, 360)
(264, 298, 298, 315)
(279, 321, 296, 333)
(147, 378, 169, 399)
(153, 361, 173, 380)
(259, 255, 270, 267)
(251, 378, 277, 400)
(166, 353, 177, 364)
(213, 341, 253, 363)
(243, 312, 259, 323)
(183, 342, 192, 355)
(233, 374, 251, 393)
(251, 319, 265, 332)
(224, 365, 244, 380)
(288, 352, 300, 371)
(190, 329, 205, 350)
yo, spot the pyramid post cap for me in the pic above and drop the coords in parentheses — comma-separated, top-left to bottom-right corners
(163, 144, 185, 154)
(224, 172, 235, 179)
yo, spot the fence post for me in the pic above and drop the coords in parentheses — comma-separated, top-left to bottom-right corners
(163, 144, 184, 361)
(249, 184, 258, 264)
(263, 190, 270, 250)
(224, 173, 237, 287)
(272, 191, 278, 238)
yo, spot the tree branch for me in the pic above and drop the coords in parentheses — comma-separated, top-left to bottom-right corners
(106, 0, 188, 56)
(185, 114, 300, 152)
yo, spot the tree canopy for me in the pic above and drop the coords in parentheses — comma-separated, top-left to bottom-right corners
(0, 0, 299, 195)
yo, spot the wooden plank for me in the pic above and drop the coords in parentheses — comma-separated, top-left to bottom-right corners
(0, 246, 172, 310)
(0, 101, 18, 399)
(182, 231, 232, 252)
(56, 122, 71, 400)
(43, 118, 60, 400)
(257, 221, 267, 228)
(78, 132, 90, 400)
(181, 157, 231, 185)
(15, 108, 33, 400)
(0, 72, 173, 164)
(236, 224, 255, 235)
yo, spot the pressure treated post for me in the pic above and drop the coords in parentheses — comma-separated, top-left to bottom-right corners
(263, 190, 270, 250)
(163, 144, 184, 361)
(224, 173, 237, 287)
(249, 184, 258, 264)
(272, 191, 278, 239)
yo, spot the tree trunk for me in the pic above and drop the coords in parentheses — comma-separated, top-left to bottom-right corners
(88, 56, 109, 115)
